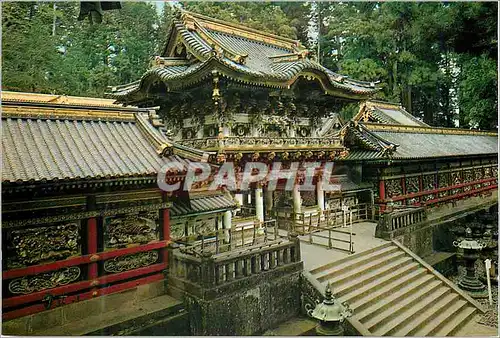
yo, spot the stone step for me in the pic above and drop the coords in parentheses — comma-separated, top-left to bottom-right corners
(309, 243, 392, 275)
(392, 293, 463, 336)
(362, 278, 442, 329)
(345, 265, 423, 311)
(332, 256, 414, 299)
(320, 250, 407, 285)
(374, 290, 456, 336)
(429, 306, 477, 337)
(311, 244, 397, 278)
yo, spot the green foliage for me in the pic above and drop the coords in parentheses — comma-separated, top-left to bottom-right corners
(2, 1, 158, 97)
(1, 2, 497, 130)
(181, 2, 299, 39)
(458, 55, 498, 130)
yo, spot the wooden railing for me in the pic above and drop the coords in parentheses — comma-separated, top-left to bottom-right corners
(168, 234, 303, 300)
(173, 219, 279, 256)
(276, 204, 371, 234)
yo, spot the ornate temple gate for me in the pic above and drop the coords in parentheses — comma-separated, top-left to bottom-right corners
(2, 189, 173, 320)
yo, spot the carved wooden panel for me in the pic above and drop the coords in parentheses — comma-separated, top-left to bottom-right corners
(386, 179, 403, 198)
(8, 267, 81, 295)
(104, 251, 159, 273)
(5, 222, 81, 269)
(301, 191, 316, 207)
(170, 219, 187, 240)
(405, 176, 419, 194)
(104, 211, 159, 249)
(451, 171, 463, 195)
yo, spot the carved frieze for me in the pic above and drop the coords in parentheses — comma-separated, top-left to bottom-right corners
(474, 168, 483, 181)
(438, 173, 449, 188)
(104, 211, 159, 248)
(484, 167, 492, 178)
(301, 191, 316, 207)
(451, 171, 462, 195)
(422, 174, 436, 191)
(6, 222, 81, 269)
(104, 251, 159, 273)
(405, 176, 419, 194)
(171, 220, 187, 240)
(463, 170, 473, 183)
(438, 173, 450, 197)
(407, 197, 419, 205)
(274, 191, 292, 208)
(385, 179, 403, 198)
(8, 267, 81, 295)
(193, 217, 216, 235)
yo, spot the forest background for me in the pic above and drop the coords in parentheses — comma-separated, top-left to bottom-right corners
(2, 1, 497, 129)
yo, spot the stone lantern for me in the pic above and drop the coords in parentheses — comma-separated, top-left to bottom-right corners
(307, 283, 353, 335)
(453, 227, 488, 298)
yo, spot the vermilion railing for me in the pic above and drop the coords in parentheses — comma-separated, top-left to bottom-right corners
(2, 208, 171, 321)
(379, 177, 497, 210)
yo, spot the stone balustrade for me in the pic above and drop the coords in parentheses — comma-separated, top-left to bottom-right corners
(168, 235, 302, 300)
(376, 206, 427, 240)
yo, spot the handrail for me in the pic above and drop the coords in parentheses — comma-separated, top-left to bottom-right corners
(174, 219, 279, 256)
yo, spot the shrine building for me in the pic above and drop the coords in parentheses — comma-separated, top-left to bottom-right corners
(2, 10, 498, 337)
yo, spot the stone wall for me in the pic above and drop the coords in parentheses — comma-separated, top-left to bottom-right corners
(177, 268, 302, 336)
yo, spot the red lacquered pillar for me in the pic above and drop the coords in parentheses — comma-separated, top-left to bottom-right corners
(162, 208, 171, 264)
(379, 179, 386, 213)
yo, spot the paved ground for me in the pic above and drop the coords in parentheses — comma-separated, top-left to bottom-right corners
(299, 221, 388, 271)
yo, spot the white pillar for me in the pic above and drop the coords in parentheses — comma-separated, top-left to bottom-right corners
(317, 180, 325, 211)
(223, 210, 232, 243)
(255, 187, 264, 224)
(293, 185, 302, 215)
(235, 193, 244, 207)
(265, 188, 273, 214)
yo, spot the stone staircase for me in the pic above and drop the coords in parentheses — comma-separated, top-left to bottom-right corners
(308, 240, 485, 336)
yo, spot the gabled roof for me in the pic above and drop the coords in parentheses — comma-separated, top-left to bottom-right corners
(170, 191, 237, 218)
(2, 91, 214, 184)
(343, 122, 498, 161)
(354, 100, 429, 127)
(107, 11, 379, 103)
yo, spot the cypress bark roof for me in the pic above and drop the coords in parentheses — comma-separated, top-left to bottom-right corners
(2, 91, 213, 183)
(342, 122, 498, 161)
(107, 11, 379, 103)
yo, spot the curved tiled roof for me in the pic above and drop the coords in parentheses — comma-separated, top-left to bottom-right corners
(107, 11, 379, 102)
(342, 122, 498, 161)
(2, 93, 215, 183)
(2, 117, 165, 183)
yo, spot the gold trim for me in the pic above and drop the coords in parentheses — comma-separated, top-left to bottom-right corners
(2, 105, 136, 121)
(2, 91, 122, 108)
(363, 122, 498, 136)
(186, 14, 248, 64)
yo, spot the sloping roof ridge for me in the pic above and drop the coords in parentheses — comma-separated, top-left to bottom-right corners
(365, 99, 402, 108)
(362, 122, 498, 136)
(354, 123, 396, 151)
(2, 90, 136, 109)
(182, 10, 302, 50)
